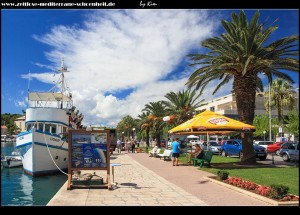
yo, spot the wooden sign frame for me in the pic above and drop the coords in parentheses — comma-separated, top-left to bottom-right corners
(67, 129, 111, 190)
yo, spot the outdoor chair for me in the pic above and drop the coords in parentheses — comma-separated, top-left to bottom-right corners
(156, 149, 172, 161)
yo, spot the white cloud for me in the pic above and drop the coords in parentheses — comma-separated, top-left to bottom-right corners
(29, 9, 224, 126)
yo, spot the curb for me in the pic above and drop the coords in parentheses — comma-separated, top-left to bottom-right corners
(204, 176, 299, 206)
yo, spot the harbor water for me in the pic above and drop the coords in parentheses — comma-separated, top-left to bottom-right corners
(1, 142, 67, 206)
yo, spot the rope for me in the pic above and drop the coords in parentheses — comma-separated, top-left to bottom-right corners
(32, 113, 68, 176)
(43, 132, 68, 176)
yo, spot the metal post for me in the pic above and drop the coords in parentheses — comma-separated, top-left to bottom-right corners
(269, 82, 272, 141)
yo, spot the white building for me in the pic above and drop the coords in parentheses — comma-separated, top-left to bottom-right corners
(14, 116, 26, 133)
(198, 92, 299, 141)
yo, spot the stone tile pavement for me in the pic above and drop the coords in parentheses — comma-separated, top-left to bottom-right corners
(47, 151, 273, 206)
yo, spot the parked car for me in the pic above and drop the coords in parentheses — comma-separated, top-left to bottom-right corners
(279, 142, 299, 162)
(253, 140, 274, 149)
(221, 139, 267, 160)
(267, 142, 284, 155)
(208, 141, 222, 154)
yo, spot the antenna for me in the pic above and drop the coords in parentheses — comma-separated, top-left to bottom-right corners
(27, 71, 31, 109)
(56, 58, 70, 94)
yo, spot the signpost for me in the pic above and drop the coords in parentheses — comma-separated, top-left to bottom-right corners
(67, 129, 111, 190)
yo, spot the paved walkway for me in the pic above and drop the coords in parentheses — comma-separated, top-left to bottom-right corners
(47, 151, 272, 206)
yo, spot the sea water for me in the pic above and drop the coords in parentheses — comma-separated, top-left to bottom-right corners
(1, 142, 67, 206)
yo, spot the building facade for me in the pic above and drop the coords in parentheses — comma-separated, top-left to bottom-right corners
(1, 125, 8, 135)
(14, 116, 26, 133)
(198, 93, 299, 141)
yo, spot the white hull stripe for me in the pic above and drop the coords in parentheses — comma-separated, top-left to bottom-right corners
(16, 141, 68, 151)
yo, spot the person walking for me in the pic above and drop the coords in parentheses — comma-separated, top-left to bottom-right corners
(171, 138, 180, 166)
(131, 139, 136, 153)
(126, 139, 131, 153)
(117, 139, 122, 153)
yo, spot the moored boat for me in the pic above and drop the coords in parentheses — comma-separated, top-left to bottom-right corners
(1, 151, 23, 168)
(16, 60, 84, 176)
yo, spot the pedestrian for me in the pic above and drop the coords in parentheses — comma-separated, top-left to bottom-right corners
(126, 139, 131, 153)
(171, 138, 180, 166)
(117, 139, 122, 153)
(131, 139, 136, 153)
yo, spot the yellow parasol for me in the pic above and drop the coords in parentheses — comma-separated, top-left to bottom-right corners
(168, 110, 255, 135)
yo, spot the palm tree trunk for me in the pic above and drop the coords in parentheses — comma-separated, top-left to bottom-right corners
(234, 73, 256, 164)
(146, 127, 150, 147)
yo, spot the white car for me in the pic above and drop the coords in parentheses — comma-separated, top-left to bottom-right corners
(254, 141, 274, 149)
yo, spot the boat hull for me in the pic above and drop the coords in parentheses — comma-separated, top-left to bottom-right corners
(16, 129, 68, 176)
(1, 158, 23, 168)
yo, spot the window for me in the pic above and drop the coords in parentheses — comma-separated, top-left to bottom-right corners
(210, 106, 215, 112)
(45, 124, 51, 133)
(26, 123, 33, 131)
(51, 124, 57, 134)
(38, 123, 44, 131)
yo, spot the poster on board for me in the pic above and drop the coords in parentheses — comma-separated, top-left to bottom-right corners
(71, 132, 108, 168)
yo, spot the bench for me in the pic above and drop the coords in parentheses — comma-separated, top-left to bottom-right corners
(156, 149, 172, 161)
(192, 151, 213, 167)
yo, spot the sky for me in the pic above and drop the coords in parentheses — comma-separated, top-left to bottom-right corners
(1, 9, 299, 127)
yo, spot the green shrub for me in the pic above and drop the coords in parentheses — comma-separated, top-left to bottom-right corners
(217, 170, 229, 181)
(268, 184, 289, 199)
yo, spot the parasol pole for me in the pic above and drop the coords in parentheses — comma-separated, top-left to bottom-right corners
(206, 132, 209, 151)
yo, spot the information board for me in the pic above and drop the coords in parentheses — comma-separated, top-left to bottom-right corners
(67, 129, 111, 190)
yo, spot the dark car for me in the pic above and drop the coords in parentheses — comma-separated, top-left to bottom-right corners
(221, 139, 267, 160)
(279, 142, 299, 162)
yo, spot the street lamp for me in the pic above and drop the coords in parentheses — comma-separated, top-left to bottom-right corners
(122, 131, 124, 142)
(163, 116, 171, 149)
(263, 130, 266, 141)
(263, 72, 272, 142)
(132, 128, 136, 140)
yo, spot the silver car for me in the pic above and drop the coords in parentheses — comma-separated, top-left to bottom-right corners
(279, 142, 299, 162)
(201, 141, 222, 154)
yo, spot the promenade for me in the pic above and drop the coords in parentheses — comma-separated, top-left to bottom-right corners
(47, 151, 272, 206)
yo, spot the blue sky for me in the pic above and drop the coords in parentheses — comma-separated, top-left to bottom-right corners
(1, 9, 299, 127)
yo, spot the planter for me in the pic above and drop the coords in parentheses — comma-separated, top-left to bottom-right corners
(204, 176, 299, 206)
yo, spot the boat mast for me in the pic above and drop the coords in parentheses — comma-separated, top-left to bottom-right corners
(57, 58, 69, 95)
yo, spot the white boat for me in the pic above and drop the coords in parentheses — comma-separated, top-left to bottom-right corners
(16, 60, 84, 176)
(1, 151, 23, 168)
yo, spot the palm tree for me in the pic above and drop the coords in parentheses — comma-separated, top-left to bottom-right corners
(137, 112, 151, 147)
(142, 101, 167, 147)
(163, 89, 207, 125)
(186, 10, 299, 164)
(265, 78, 297, 126)
(116, 115, 137, 140)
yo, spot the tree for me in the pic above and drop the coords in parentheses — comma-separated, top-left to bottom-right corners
(116, 115, 137, 140)
(253, 114, 269, 138)
(137, 112, 151, 147)
(163, 89, 206, 125)
(265, 78, 297, 126)
(142, 101, 167, 147)
(186, 10, 299, 164)
(284, 108, 299, 138)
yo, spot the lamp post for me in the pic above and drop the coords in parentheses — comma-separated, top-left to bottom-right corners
(163, 116, 170, 149)
(263, 130, 266, 141)
(132, 128, 136, 140)
(122, 131, 124, 142)
(268, 82, 272, 141)
(263, 73, 272, 141)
